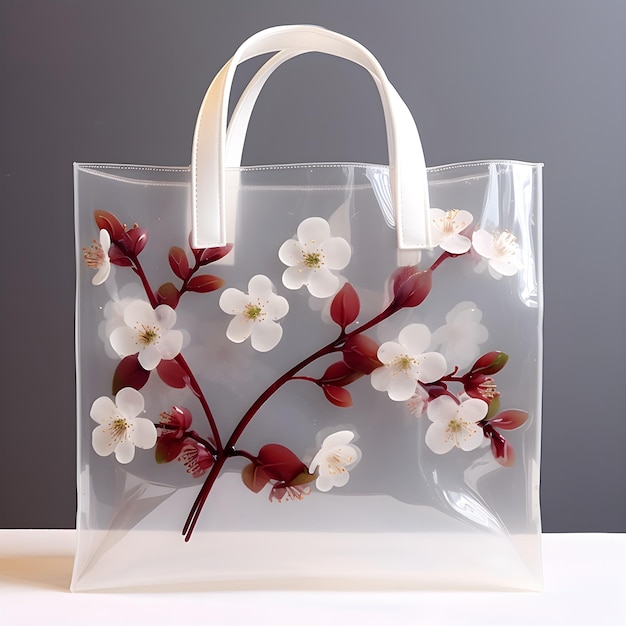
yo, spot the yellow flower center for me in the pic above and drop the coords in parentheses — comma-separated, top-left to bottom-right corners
(302, 251, 322, 269)
(445, 416, 478, 447)
(110, 417, 129, 441)
(394, 355, 416, 372)
(448, 419, 463, 433)
(244, 303, 264, 321)
(137, 324, 160, 345)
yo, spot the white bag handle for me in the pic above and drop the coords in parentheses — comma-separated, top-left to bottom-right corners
(192, 25, 432, 251)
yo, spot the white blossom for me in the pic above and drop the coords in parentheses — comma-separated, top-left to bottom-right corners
(279, 217, 351, 298)
(91, 387, 157, 463)
(109, 300, 183, 370)
(371, 324, 447, 402)
(425, 396, 486, 454)
(309, 430, 361, 492)
(219, 274, 289, 352)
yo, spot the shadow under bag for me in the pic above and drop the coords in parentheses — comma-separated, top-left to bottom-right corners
(72, 25, 543, 591)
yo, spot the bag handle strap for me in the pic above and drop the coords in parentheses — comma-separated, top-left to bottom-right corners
(192, 25, 432, 251)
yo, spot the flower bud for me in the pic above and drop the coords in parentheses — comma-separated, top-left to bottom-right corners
(390, 266, 432, 309)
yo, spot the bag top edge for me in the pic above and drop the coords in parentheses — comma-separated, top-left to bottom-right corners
(74, 159, 544, 173)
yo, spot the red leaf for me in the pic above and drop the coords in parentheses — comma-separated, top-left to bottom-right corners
(241, 463, 271, 493)
(330, 282, 360, 329)
(156, 359, 188, 389)
(112, 354, 150, 395)
(190, 239, 234, 265)
(156, 282, 180, 309)
(343, 334, 382, 375)
(94, 210, 125, 241)
(490, 434, 515, 467)
(155, 436, 186, 464)
(322, 385, 353, 408)
(471, 351, 509, 376)
(257, 444, 307, 482)
(168, 246, 190, 280)
(186, 274, 225, 293)
(124, 226, 148, 255)
(319, 361, 363, 387)
(391, 267, 432, 308)
(489, 409, 528, 430)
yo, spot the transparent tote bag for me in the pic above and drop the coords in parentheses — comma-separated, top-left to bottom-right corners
(72, 26, 543, 591)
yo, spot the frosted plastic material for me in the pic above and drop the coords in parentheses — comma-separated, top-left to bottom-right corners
(72, 26, 543, 592)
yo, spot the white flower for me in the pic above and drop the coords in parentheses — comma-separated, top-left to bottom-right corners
(309, 430, 361, 492)
(279, 217, 351, 298)
(83, 229, 111, 285)
(425, 396, 487, 454)
(90, 387, 157, 463)
(431, 301, 488, 369)
(472, 229, 521, 278)
(371, 324, 447, 402)
(219, 274, 289, 352)
(109, 300, 184, 370)
(430, 209, 473, 253)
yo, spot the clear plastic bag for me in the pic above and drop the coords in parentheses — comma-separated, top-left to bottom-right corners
(72, 26, 543, 592)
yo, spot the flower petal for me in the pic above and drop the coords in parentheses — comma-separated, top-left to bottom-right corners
(416, 352, 447, 383)
(92, 424, 116, 456)
(331, 470, 350, 488)
(458, 398, 489, 423)
(250, 320, 283, 352)
(371, 365, 393, 392)
(265, 294, 289, 321)
(282, 265, 310, 290)
(377, 341, 404, 364)
(387, 372, 417, 401)
(321, 430, 354, 449)
(92, 263, 111, 286)
(154, 304, 177, 329)
(90, 396, 118, 424)
(219, 288, 250, 315)
(132, 417, 158, 449)
(110, 326, 139, 358)
(472, 229, 495, 259)
(297, 217, 331, 244)
(278, 239, 304, 267)
(115, 387, 145, 418)
(115, 440, 136, 464)
(248, 274, 273, 299)
(398, 324, 431, 355)
(319, 237, 351, 270)
(226, 315, 253, 343)
(315, 474, 334, 492)
(425, 422, 456, 454)
(99, 228, 111, 251)
(458, 423, 484, 451)
(490, 257, 519, 277)
(138, 345, 162, 370)
(440, 233, 471, 254)
(427, 395, 458, 422)
(158, 330, 184, 360)
(123, 300, 156, 327)
(307, 268, 339, 298)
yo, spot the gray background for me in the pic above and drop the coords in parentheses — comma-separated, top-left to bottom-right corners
(1, 0, 624, 532)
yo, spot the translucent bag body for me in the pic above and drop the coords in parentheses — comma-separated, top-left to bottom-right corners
(72, 27, 543, 592)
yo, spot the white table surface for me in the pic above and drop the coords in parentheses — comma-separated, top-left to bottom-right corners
(0, 531, 624, 625)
